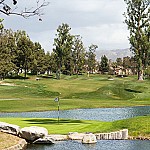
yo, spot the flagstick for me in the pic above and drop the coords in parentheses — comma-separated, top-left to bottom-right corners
(58, 97, 60, 124)
(54, 94, 61, 124)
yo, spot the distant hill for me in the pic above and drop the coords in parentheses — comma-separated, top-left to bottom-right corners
(96, 48, 133, 61)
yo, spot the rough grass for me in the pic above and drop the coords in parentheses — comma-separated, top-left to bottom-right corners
(113, 116, 150, 137)
(0, 74, 150, 112)
(0, 116, 150, 137)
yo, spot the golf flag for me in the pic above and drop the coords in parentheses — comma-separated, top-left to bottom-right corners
(54, 97, 59, 102)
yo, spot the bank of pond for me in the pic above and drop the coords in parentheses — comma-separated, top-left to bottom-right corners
(0, 106, 150, 136)
(0, 106, 150, 150)
(27, 140, 150, 150)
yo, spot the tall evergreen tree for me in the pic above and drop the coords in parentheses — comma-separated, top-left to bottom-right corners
(124, 0, 150, 80)
(31, 42, 46, 75)
(116, 58, 123, 67)
(53, 23, 73, 79)
(17, 34, 34, 78)
(45, 51, 57, 75)
(86, 44, 98, 73)
(123, 56, 131, 69)
(100, 55, 109, 74)
(0, 29, 15, 79)
(72, 35, 86, 75)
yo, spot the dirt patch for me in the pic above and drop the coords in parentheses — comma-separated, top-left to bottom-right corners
(0, 132, 21, 149)
(0, 98, 22, 101)
(0, 82, 16, 86)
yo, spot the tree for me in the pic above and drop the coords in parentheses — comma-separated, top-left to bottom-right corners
(53, 23, 73, 79)
(0, 28, 15, 79)
(123, 56, 131, 69)
(124, 0, 150, 80)
(12, 30, 27, 75)
(100, 55, 109, 74)
(17, 34, 34, 78)
(86, 44, 98, 73)
(130, 56, 138, 75)
(116, 58, 123, 67)
(0, 27, 49, 79)
(147, 26, 150, 65)
(72, 35, 86, 75)
(0, 18, 3, 30)
(45, 51, 57, 75)
(0, 0, 49, 19)
(145, 66, 150, 79)
(31, 42, 46, 75)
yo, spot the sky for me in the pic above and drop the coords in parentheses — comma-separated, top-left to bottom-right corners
(1, 0, 130, 52)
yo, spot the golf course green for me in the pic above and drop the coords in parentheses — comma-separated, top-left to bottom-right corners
(0, 74, 150, 138)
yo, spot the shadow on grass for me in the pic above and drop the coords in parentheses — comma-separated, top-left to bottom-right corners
(23, 119, 88, 125)
(125, 88, 142, 93)
(6, 76, 29, 80)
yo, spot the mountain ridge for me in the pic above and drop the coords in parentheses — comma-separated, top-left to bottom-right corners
(96, 48, 133, 61)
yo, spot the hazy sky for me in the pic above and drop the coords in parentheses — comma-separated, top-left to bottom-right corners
(2, 0, 130, 52)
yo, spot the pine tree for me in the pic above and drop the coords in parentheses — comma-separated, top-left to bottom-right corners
(100, 55, 109, 74)
(72, 35, 86, 75)
(17, 34, 34, 78)
(53, 23, 73, 79)
(86, 44, 98, 73)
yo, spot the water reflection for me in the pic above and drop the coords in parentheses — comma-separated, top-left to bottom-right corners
(27, 140, 150, 150)
(0, 106, 150, 121)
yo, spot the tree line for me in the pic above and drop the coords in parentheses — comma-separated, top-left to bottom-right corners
(0, 23, 98, 79)
(0, 21, 149, 80)
(0, 0, 149, 80)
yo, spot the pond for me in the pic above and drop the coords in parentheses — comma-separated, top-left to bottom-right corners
(27, 140, 150, 150)
(0, 106, 150, 121)
(1, 106, 150, 150)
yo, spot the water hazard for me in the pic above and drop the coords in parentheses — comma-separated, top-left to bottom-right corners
(1, 106, 150, 150)
(27, 140, 150, 150)
(0, 106, 150, 121)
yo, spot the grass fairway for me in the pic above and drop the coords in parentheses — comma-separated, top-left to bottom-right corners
(0, 75, 150, 147)
(0, 116, 150, 137)
(0, 74, 150, 112)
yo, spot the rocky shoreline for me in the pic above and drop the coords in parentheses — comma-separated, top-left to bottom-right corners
(3, 139, 27, 150)
(0, 121, 150, 150)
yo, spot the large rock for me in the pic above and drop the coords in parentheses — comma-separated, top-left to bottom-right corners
(33, 136, 55, 144)
(68, 132, 85, 140)
(47, 134, 68, 141)
(121, 129, 128, 140)
(82, 133, 97, 144)
(0, 122, 20, 135)
(19, 126, 48, 141)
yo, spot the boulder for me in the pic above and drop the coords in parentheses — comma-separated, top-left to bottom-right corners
(68, 132, 85, 140)
(19, 126, 48, 141)
(33, 136, 55, 144)
(0, 122, 20, 135)
(82, 133, 97, 144)
(121, 129, 128, 140)
(47, 134, 68, 141)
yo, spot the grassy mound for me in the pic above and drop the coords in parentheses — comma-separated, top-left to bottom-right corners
(0, 74, 149, 112)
